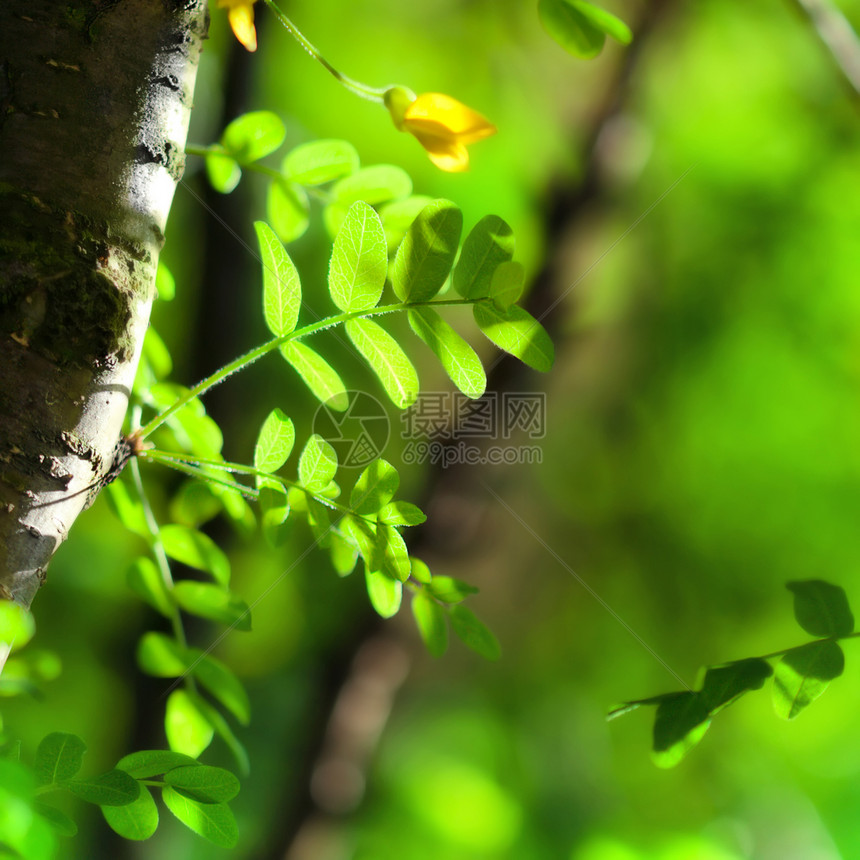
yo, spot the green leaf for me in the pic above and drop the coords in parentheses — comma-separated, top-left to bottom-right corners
(116, 750, 199, 780)
(221, 110, 286, 163)
(279, 341, 349, 411)
(426, 576, 479, 604)
(377, 500, 426, 526)
(332, 164, 412, 207)
(173, 582, 251, 631)
(136, 632, 189, 678)
(126, 556, 173, 618)
(191, 654, 251, 726)
(473, 301, 554, 372)
(392, 199, 462, 303)
(329, 531, 359, 577)
(651, 692, 711, 768)
(105, 479, 149, 538)
(787, 580, 854, 638)
(284, 139, 359, 186)
(34, 734, 86, 786)
(328, 201, 388, 312)
(162, 787, 238, 848)
(255, 221, 302, 337)
(164, 766, 240, 804)
(185, 693, 250, 777)
(254, 408, 295, 477)
(142, 326, 172, 377)
(377, 523, 411, 582)
(165, 690, 214, 758)
(0, 603, 35, 653)
(101, 787, 158, 840)
(33, 803, 77, 837)
(452, 215, 514, 299)
(155, 262, 176, 302)
(365, 569, 402, 618)
(379, 195, 435, 250)
(63, 769, 140, 806)
(448, 605, 501, 660)
(306, 496, 334, 546)
(343, 515, 381, 573)
(298, 435, 338, 492)
(538, 0, 632, 58)
(345, 318, 419, 409)
(410, 557, 433, 585)
(160, 524, 231, 586)
(412, 592, 448, 657)
(408, 307, 486, 398)
(267, 179, 310, 243)
(259, 480, 290, 547)
(205, 153, 241, 194)
(488, 260, 525, 308)
(350, 459, 399, 516)
(773, 640, 845, 720)
(698, 658, 773, 715)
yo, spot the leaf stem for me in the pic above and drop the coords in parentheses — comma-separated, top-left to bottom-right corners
(137, 298, 475, 440)
(755, 630, 860, 662)
(261, 0, 388, 104)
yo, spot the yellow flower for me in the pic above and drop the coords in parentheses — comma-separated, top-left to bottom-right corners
(218, 0, 258, 53)
(385, 88, 496, 172)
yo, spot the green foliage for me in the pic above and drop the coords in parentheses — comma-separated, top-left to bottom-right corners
(453, 215, 515, 300)
(255, 222, 302, 337)
(538, 0, 632, 59)
(328, 201, 388, 311)
(611, 581, 857, 766)
(473, 302, 555, 372)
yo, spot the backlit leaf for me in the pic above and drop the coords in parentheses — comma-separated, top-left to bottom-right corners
(448, 605, 501, 661)
(279, 341, 349, 411)
(253, 408, 295, 477)
(205, 154, 241, 194)
(408, 307, 486, 398)
(160, 525, 230, 586)
(136, 632, 189, 678)
(165, 690, 214, 758)
(267, 179, 310, 243)
(164, 766, 240, 804)
(452, 215, 514, 299)
(255, 221, 301, 337)
(162, 787, 238, 848)
(773, 640, 844, 720)
(332, 164, 412, 207)
(173, 582, 251, 631)
(392, 199, 462, 303)
(221, 111, 285, 163)
(298, 435, 338, 492)
(116, 750, 199, 780)
(412, 592, 448, 657)
(127, 556, 173, 618)
(473, 301, 554, 372)
(365, 569, 402, 618)
(102, 787, 158, 841)
(284, 139, 359, 186)
(191, 655, 251, 725)
(651, 692, 711, 768)
(346, 318, 419, 409)
(328, 201, 388, 312)
(350, 459, 399, 515)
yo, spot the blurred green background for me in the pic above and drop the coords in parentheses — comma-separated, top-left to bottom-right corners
(8, 0, 860, 856)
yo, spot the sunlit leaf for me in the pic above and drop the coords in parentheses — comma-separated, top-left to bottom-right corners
(346, 317, 419, 408)
(328, 201, 388, 312)
(0, 603, 35, 653)
(173, 582, 251, 631)
(185, 692, 250, 776)
(410, 557, 433, 584)
(126, 557, 173, 618)
(162, 787, 238, 848)
(164, 766, 240, 804)
(392, 199, 462, 303)
(221, 111, 286, 162)
(412, 591, 448, 657)
(488, 260, 525, 308)
(426, 576, 479, 604)
(350, 459, 399, 516)
(329, 530, 359, 577)
(773, 640, 844, 720)
(379, 195, 434, 250)
(408, 307, 486, 398)
(284, 139, 359, 186)
(160, 525, 231, 586)
(253, 408, 295, 477)
(538, 0, 631, 58)
(205, 154, 241, 194)
(377, 500, 426, 527)
(116, 750, 199, 780)
(267, 179, 310, 243)
(332, 164, 412, 207)
(787, 580, 854, 638)
(473, 301, 554, 372)
(377, 523, 411, 582)
(191, 655, 251, 726)
(365, 569, 402, 618)
(101, 787, 158, 840)
(279, 341, 349, 411)
(452, 215, 514, 299)
(136, 632, 189, 678)
(165, 690, 214, 758)
(343, 515, 381, 573)
(298, 435, 338, 492)
(255, 221, 301, 337)
(651, 692, 711, 768)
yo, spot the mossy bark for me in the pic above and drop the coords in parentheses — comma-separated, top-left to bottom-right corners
(0, 1, 208, 611)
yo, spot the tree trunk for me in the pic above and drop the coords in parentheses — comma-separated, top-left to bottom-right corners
(0, 1, 208, 614)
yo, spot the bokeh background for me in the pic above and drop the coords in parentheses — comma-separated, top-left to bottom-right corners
(7, 0, 860, 856)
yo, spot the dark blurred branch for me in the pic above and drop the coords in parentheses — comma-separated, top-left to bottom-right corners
(790, 0, 860, 98)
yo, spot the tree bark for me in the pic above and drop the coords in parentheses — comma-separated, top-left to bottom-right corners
(0, 1, 208, 613)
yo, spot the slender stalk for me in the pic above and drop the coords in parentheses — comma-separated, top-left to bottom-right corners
(137, 298, 474, 440)
(755, 630, 860, 662)
(261, 0, 389, 103)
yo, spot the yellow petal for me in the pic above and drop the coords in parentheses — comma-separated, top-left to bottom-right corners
(403, 92, 496, 142)
(227, 4, 257, 52)
(409, 131, 470, 172)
